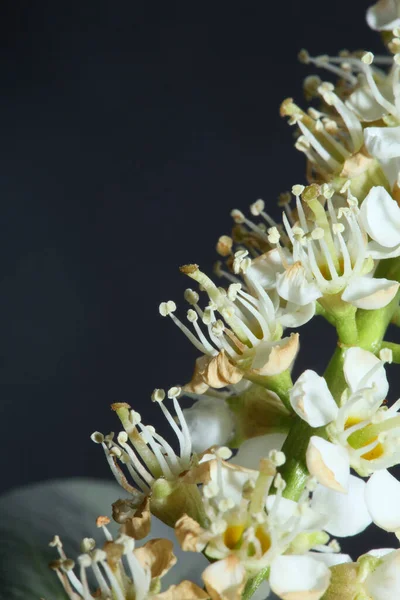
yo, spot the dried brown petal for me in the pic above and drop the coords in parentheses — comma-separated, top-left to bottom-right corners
(112, 496, 151, 540)
(153, 580, 210, 599)
(175, 514, 208, 552)
(134, 538, 177, 579)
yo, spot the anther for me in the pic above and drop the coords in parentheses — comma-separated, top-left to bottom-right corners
(379, 348, 393, 364)
(292, 184, 305, 196)
(250, 199, 265, 216)
(81, 538, 95, 553)
(332, 223, 345, 235)
(117, 431, 128, 444)
(187, 309, 198, 322)
(298, 49, 310, 64)
(311, 227, 325, 240)
(269, 449, 286, 467)
(231, 209, 246, 224)
(151, 388, 166, 403)
(168, 386, 182, 399)
(184, 288, 199, 305)
(267, 227, 280, 245)
(362, 51, 374, 65)
(228, 283, 242, 301)
(216, 235, 233, 257)
(159, 301, 177, 316)
(91, 432, 104, 444)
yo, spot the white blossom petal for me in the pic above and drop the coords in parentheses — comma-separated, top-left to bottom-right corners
(250, 333, 299, 376)
(365, 470, 400, 532)
(279, 301, 316, 328)
(368, 240, 400, 259)
(246, 248, 285, 290)
(366, 0, 400, 31)
(266, 495, 327, 533)
(276, 262, 322, 306)
(202, 555, 246, 600)
(359, 184, 400, 248)
(346, 86, 387, 122)
(341, 276, 399, 310)
(182, 397, 235, 453)
(306, 436, 350, 493)
(311, 475, 372, 537)
(307, 552, 352, 567)
(290, 370, 338, 427)
(207, 459, 258, 507)
(269, 555, 331, 600)
(364, 549, 400, 600)
(343, 346, 388, 402)
(234, 433, 286, 469)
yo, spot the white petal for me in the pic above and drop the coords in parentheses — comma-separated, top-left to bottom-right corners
(364, 127, 400, 160)
(364, 549, 400, 600)
(290, 370, 338, 427)
(379, 156, 400, 189)
(359, 184, 400, 248)
(202, 555, 246, 600)
(276, 262, 322, 306)
(367, 239, 400, 259)
(308, 552, 352, 567)
(311, 475, 372, 537)
(343, 346, 388, 402)
(365, 470, 400, 532)
(279, 301, 316, 328)
(266, 495, 327, 532)
(366, 0, 400, 31)
(208, 460, 258, 507)
(346, 87, 386, 122)
(270, 555, 331, 600)
(367, 548, 397, 558)
(234, 433, 286, 469)
(306, 437, 350, 493)
(250, 333, 299, 376)
(341, 276, 399, 309)
(247, 248, 285, 290)
(182, 397, 235, 453)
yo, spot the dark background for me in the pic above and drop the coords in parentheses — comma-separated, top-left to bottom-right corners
(0, 0, 397, 554)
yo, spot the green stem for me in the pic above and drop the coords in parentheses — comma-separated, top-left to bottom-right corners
(280, 420, 326, 500)
(391, 307, 400, 327)
(246, 369, 293, 412)
(242, 567, 270, 600)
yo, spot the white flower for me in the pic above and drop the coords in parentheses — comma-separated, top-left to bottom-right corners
(160, 260, 303, 393)
(291, 347, 400, 486)
(367, 0, 400, 31)
(175, 449, 342, 589)
(227, 185, 399, 312)
(292, 47, 400, 191)
(91, 389, 209, 529)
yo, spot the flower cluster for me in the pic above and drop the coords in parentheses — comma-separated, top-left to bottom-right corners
(41, 2, 400, 599)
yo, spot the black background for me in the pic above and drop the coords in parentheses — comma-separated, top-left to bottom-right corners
(0, 0, 397, 555)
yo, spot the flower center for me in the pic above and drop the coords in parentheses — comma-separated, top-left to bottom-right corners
(224, 523, 245, 549)
(255, 526, 271, 554)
